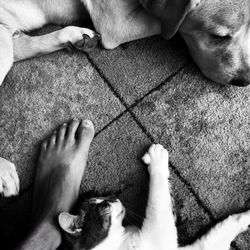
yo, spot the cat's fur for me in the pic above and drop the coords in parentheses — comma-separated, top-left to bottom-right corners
(59, 144, 250, 250)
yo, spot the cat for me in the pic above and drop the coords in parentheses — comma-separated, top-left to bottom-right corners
(58, 144, 250, 250)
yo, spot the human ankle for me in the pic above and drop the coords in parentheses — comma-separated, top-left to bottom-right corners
(36, 221, 62, 248)
(17, 220, 62, 250)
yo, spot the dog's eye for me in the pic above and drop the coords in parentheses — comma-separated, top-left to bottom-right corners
(210, 33, 231, 41)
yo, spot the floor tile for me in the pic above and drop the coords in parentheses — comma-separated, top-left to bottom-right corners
(133, 64, 250, 218)
(0, 49, 124, 192)
(87, 35, 190, 105)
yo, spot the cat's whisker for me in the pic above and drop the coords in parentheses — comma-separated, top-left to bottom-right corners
(123, 204, 145, 219)
(124, 216, 134, 225)
(101, 211, 111, 216)
(125, 208, 144, 221)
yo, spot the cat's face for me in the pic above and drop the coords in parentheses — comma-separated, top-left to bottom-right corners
(59, 197, 125, 249)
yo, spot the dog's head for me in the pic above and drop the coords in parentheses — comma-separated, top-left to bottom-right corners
(142, 0, 250, 86)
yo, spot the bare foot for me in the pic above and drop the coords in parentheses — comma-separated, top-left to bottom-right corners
(32, 119, 94, 224)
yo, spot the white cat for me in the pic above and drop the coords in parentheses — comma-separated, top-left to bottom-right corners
(59, 144, 250, 250)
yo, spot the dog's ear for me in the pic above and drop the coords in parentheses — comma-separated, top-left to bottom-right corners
(140, 0, 200, 39)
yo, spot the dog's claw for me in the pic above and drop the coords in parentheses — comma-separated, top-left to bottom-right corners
(66, 33, 100, 53)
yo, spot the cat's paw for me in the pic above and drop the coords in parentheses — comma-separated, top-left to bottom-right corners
(0, 157, 19, 197)
(142, 144, 169, 177)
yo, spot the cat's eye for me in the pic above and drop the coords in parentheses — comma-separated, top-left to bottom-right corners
(108, 195, 118, 202)
(89, 198, 97, 203)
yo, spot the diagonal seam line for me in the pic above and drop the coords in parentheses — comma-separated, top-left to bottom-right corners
(95, 109, 129, 137)
(129, 108, 215, 221)
(85, 52, 215, 221)
(128, 61, 191, 110)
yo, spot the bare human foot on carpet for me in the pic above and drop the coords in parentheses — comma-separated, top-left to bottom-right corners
(17, 119, 94, 250)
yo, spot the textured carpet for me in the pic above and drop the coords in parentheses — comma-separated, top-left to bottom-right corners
(0, 25, 250, 249)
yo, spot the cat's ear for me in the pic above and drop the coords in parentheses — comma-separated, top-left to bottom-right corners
(58, 212, 82, 236)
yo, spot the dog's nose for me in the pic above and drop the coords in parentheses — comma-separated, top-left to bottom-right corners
(229, 78, 250, 87)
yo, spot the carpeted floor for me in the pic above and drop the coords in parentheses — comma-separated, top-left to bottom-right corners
(0, 25, 250, 249)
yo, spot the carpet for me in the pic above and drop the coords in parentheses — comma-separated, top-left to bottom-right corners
(0, 25, 250, 249)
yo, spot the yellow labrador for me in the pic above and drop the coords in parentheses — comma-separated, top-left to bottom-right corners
(0, 0, 249, 87)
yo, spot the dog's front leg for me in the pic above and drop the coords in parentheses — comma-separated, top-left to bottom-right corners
(83, 0, 161, 49)
(13, 26, 99, 62)
(0, 25, 14, 86)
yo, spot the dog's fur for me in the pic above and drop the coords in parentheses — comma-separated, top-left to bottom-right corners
(0, 0, 249, 87)
(179, 0, 250, 86)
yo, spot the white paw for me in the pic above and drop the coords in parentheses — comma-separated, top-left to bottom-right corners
(0, 157, 19, 197)
(58, 26, 99, 52)
(142, 144, 169, 176)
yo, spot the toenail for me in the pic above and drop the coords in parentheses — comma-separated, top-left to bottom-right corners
(95, 33, 101, 39)
(82, 120, 92, 127)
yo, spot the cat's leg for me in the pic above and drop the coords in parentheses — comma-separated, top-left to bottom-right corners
(180, 211, 250, 250)
(13, 26, 99, 62)
(16, 120, 94, 250)
(140, 144, 178, 250)
(0, 157, 19, 197)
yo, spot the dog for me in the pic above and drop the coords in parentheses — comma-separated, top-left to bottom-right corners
(0, 0, 249, 196)
(0, 0, 249, 87)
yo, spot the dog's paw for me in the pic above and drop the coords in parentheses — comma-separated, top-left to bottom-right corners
(71, 33, 100, 53)
(59, 26, 100, 53)
(0, 157, 19, 197)
(142, 144, 169, 177)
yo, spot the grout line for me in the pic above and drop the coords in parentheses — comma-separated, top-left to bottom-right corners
(169, 162, 215, 220)
(85, 52, 215, 222)
(128, 61, 191, 110)
(85, 53, 129, 108)
(128, 110, 155, 142)
(94, 109, 129, 137)
(129, 108, 215, 221)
